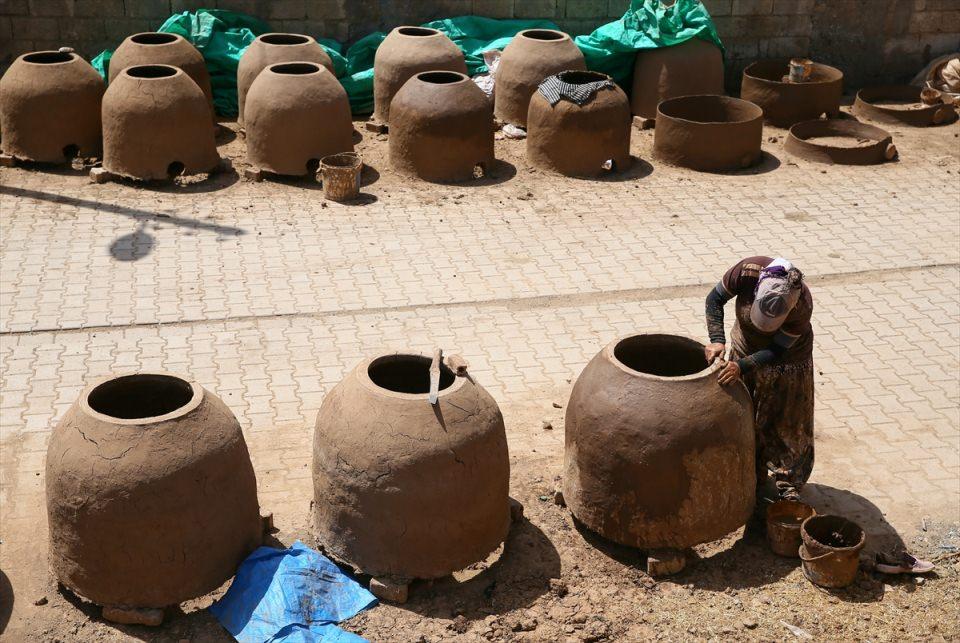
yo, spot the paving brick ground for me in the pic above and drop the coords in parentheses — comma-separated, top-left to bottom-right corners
(0, 116, 958, 640)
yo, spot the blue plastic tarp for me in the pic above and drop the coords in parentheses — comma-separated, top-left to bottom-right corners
(209, 541, 377, 643)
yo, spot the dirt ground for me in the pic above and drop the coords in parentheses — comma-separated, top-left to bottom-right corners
(1, 102, 959, 642)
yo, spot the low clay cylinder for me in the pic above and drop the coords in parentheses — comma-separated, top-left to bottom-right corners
(0, 50, 104, 163)
(527, 70, 632, 177)
(389, 71, 494, 183)
(373, 26, 467, 123)
(564, 334, 756, 549)
(102, 64, 220, 181)
(654, 95, 764, 171)
(313, 353, 511, 579)
(631, 38, 724, 119)
(494, 29, 586, 127)
(741, 59, 843, 127)
(46, 373, 262, 608)
(108, 32, 214, 117)
(244, 62, 354, 176)
(237, 33, 335, 126)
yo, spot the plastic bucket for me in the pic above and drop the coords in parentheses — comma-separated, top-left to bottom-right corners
(320, 152, 362, 201)
(766, 500, 815, 558)
(799, 514, 865, 588)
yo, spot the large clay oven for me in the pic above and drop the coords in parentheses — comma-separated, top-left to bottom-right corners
(108, 32, 214, 116)
(46, 373, 262, 610)
(564, 334, 756, 550)
(631, 38, 724, 120)
(654, 95, 763, 171)
(244, 62, 353, 176)
(389, 71, 494, 182)
(102, 64, 220, 181)
(741, 59, 843, 127)
(373, 26, 467, 123)
(527, 70, 632, 177)
(237, 33, 335, 126)
(313, 353, 511, 582)
(494, 29, 586, 127)
(0, 51, 104, 163)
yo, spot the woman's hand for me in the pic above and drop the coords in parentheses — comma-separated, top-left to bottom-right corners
(704, 343, 726, 364)
(718, 361, 741, 386)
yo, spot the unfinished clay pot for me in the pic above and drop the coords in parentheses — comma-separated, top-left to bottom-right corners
(494, 29, 586, 127)
(245, 62, 353, 176)
(0, 51, 104, 162)
(785, 119, 895, 165)
(102, 64, 220, 181)
(237, 33, 335, 126)
(527, 70, 632, 177)
(313, 353, 510, 580)
(654, 95, 764, 171)
(389, 71, 494, 182)
(741, 59, 843, 127)
(631, 38, 724, 119)
(564, 334, 756, 549)
(109, 32, 214, 116)
(853, 85, 958, 126)
(373, 26, 467, 123)
(46, 373, 262, 609)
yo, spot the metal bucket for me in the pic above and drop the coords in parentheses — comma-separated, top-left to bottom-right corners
(799, 514, 865, 588)
(766, 500, 815, 558)
(319, 152, 362, 201)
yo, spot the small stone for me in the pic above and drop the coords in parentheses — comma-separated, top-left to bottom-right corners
(553, 402, 562, 409)
(553, 489, 566, 507)
(89, 166, 112, 183)
(450, 615, 469, 634)
(542, 420, 553, 430)
(646, 549, 686, 577)
(369, 577, 409, 604)
(243, 167, 264, 182)
(743, 618, 758, 629)
(102, 605, 164, 627)
(33, 596, 47, 606)
(915, 577, 925, 585)
(550, 578, 569, 597)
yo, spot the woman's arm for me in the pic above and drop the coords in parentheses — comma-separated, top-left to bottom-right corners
(705, 282, 732, 362)
(735, 330, 800, 372)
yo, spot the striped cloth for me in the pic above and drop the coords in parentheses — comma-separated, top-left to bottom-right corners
(537, 71, 614, 106)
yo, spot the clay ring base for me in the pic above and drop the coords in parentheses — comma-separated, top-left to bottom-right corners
(784, 119, 895, 165)
(853, 85, 959, 126)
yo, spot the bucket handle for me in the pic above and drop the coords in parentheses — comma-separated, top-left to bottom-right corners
(798, 546, 840, 563)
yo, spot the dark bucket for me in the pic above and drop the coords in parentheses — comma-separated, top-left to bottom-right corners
(766, 500, 815, 558)
(799, 514, 865, 588)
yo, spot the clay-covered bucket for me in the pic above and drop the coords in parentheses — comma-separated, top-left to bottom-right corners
(320, 152, 362, 201)
(766, 500, 815, 557)
(799, 514, 865, 588)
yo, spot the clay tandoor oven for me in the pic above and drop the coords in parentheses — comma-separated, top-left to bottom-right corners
(46, 373, 262, 610)
(313, 353, 511, 581)
(741, 59, 843, 127)
(564, 334, 756, 550)
(654, 95, 764, 172)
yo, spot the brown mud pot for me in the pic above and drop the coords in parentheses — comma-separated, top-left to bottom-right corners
(799, 514, 866, 589)
(45, 373, 262, 613)
(766, 500, 816, 558)
(631, 38, 724, 120)
(654, 95, 764, 171)
(740, 59, 843, 127)
(0, 51, 104, 163)
(564, 334, 756, 551)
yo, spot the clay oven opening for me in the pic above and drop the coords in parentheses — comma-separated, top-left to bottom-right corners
(658, 95, 762, 124)
(523, 29, 564, 41)
(261, 34, 311, 45)
(417, 71, 465, 85)
(613, 335, 709, 378)
(126, 65, 178, 79)
(398, 27, 439, 37)
(271, 62, 321, 75)
(87, 374, 194, 420)
(556, 70, 608, 85)
(131, 32, 179, 45)
(23, 51, 74, 64)
(368, 355, 455, 395)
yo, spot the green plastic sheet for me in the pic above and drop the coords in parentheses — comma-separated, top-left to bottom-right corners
(91, 2, 723, 117)
(574, 0, 725, 87)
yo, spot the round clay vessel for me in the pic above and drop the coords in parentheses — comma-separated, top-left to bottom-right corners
(564, 334, 756, 549)
(741, 59, 843, 127)
(527, 70, 632, 177)
(46, 373, 262, 608)
(389, 71, 494, 183)
(109, 32, 214, 117)
(237, 33, 335, 126)
(0, 51, 104, 162)
(102, 64, 220, 181)
(654, 95, 764, 171)
(313, 353, 511, 579)
(631, 38, 724, 119)
(494, 29, 586, 127)
(245, 62, 353, 176)
(373, 26, 467, 123)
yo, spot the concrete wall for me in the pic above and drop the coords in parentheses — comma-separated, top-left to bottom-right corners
(1, 0, 958, 89)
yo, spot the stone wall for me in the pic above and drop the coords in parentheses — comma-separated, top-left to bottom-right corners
(1, 0, 958, 89)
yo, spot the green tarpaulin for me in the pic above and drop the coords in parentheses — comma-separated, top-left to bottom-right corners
(91, 1, 723, 117)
